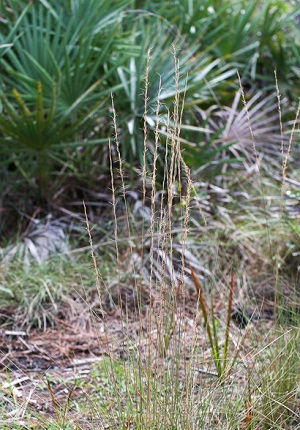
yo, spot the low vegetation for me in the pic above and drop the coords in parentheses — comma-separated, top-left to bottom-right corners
(0, 1, 300, 429)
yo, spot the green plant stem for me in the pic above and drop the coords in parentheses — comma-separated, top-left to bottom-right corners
(222, 271, 234, 376)
(190, 266, 222, 378)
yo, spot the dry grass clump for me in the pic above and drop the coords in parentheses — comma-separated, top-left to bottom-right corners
(1, 51, 300, 429)
(74, 56, 299, 429)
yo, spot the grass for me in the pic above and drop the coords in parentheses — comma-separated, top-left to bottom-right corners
(0, 241, 299, 428)
(0, 243, 121, 331)
(1, 59, 300, 430)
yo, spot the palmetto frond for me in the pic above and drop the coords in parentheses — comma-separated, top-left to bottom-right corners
(204, 90, 298, 166)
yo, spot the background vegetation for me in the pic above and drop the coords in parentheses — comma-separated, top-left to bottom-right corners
(1, 0, 300, 206)
(0, 0, 300, 428)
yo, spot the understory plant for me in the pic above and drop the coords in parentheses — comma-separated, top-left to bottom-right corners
(247, 325, 300, 429)
(1, 2, 300, 430)
(2, 0, 299, 205)
(0, 0, 129, 197)
(0, 80, 108, 197)
(190, 268, 248, 381)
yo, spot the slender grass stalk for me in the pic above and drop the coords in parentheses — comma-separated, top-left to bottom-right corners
(190, 265, 249, 382)
(190, 266, 221, 376)
(83, 201, 104, 315)
(211, 297, 221, 376)
(222, 272, 234, 375)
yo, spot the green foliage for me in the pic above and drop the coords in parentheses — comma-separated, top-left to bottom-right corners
(0, 253, 94, 329)
(0, 0, 129, 197)
(1, 0, 128, 103)
(255, 327, 300, 429)
(1, 0, 300, 205)
(190, 268, 246, 381)
(0, 80, 107, 196)
(135, 0, 300, 96)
